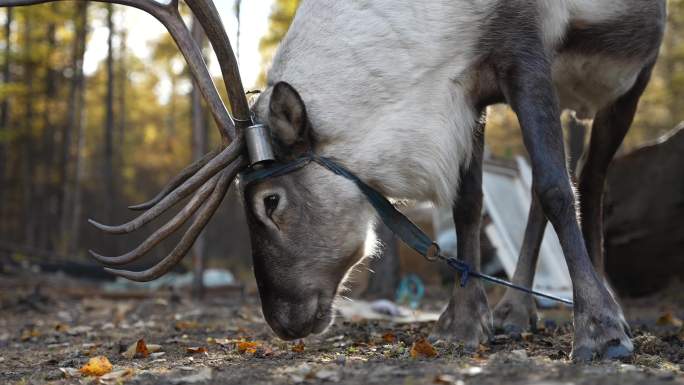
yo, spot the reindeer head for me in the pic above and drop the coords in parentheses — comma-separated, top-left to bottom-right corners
(243, 82, 375, 339)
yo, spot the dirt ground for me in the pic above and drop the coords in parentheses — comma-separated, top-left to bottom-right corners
(1, 270, 683, 385)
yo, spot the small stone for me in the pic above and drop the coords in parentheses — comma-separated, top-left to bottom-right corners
(544, 319, 558, 330)
(464, 366, 482, 376)
(335, 354, 346, 366)
(170, 367, 213, 384)
(44, 370, 63, 381)
(510, 349, 528, 361)
(66, 325, 93, 336)
(315, 369, 341, 382)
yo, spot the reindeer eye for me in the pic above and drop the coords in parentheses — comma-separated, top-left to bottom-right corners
(263, 194, 280, 218)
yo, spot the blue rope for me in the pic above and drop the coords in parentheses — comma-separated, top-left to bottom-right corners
(243, 154, 574, 307)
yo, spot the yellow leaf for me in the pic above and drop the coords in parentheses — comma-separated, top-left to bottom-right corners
(80, 356, 113, 377)
(410, 338, 438, 359)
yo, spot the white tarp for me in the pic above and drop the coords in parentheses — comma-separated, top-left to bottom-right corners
(433, 156, 572, 307)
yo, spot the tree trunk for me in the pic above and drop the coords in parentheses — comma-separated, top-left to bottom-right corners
(0, 8, 12, 238)
(235, 0, 241, 64)
(70, 84, 87, 256)
(22, 15, 36, 246)
(36, 9, 57, 249)
(117, 23, 126, 167)
(103, 4, 116, 252)
(190, 15, 208, 299)
(60, 3, 88, 255)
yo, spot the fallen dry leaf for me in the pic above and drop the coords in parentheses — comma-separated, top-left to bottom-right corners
(291, 341, 305, 353)
(210, 337, 234, 347)
(236, 341, 259, 354)
(79, 356, 113, 377)
(123, 339, 149, 359)
(382, 332, 397, 344)
(20, 328, 40, 341)
(434, 374, 459, 384)
(175, 321, 200, 330)
(186, 346, 208, 355)
(100, 368, 135, 383)
(410, 338, 438, 358)
(59, 367, 80, 378)
(656, 312, 683, 328)
(54, 323, 70, 333)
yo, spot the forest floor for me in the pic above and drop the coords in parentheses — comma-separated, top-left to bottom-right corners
(1, 270, 683, 385)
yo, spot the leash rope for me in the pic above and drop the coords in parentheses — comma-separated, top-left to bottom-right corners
(243, 153, 574, 307)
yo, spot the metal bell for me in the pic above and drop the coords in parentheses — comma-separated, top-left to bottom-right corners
(245, 123, 275, 166)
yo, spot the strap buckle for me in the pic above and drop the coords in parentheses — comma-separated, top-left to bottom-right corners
(424, 242, 440, 262)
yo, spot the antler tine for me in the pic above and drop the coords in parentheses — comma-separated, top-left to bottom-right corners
(185, 0, 251, 129)
(128, 148, 219, 211)
(90, 173, 220, 266)
(89, 132, 243, 234)
(103, 156, 245, 282)
(0, 0, 238, 141)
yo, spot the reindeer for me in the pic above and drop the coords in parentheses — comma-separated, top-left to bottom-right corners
(244, 0, 665, 362)
(1, 0, 665, 362)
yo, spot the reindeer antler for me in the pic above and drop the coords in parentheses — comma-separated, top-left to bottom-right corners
(0, 0, 252, 281)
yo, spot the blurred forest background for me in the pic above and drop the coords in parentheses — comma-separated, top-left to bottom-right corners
(0, 0, 682, 281)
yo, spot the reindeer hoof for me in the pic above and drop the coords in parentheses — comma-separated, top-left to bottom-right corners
(493, 289, 538, 334)
(430, 281, 492, 349)
(571, 293, 633, 362)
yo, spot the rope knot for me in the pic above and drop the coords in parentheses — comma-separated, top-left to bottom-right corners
(446, 257, 472, 287)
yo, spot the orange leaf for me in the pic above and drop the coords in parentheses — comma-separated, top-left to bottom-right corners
(410, 338, 438, 358)
(135, 339, 150, 358)
(79, 356, 113, 377)
(123, 339, 150, 359)
(382, 332, 397, 344)
(291, 341, 305, 353)
(186, 346, 208, 355)
(237, 341, 259, 354)
(20, 329, 40, 341)
(657, 312, 683, 328)
(55, 324, 70, 333)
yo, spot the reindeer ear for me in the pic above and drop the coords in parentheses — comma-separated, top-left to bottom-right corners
(268, 82, 310, 149)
